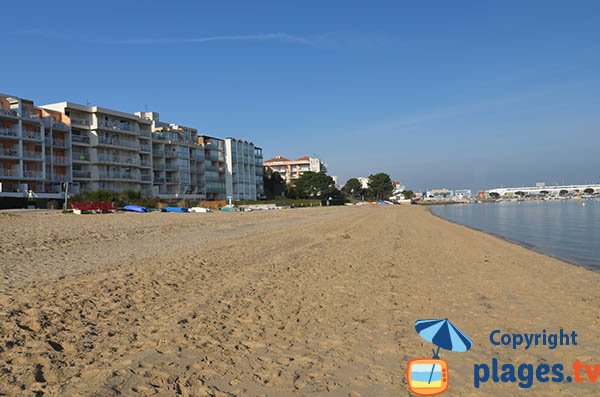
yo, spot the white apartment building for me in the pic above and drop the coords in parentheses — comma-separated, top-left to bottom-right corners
(0, 94, 71, 199)
(41, 102, 153, 195)
(136, 112, 205, 200)
(263, 155, 326, 184)
(224, 138, 264, 201)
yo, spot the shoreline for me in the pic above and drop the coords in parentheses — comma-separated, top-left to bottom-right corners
(426, 204, 599, 273)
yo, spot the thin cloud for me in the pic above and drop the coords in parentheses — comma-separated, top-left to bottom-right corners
(103, 33, 313, 46)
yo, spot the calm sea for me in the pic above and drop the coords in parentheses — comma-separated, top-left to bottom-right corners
(430, 200, 600, 269)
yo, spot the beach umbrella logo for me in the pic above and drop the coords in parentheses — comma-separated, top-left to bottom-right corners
(407, 318, 473, 396)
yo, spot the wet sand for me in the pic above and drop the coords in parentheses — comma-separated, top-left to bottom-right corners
(1, 206, 599, 396)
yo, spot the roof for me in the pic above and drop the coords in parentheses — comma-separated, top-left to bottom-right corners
(264, 156, 290, 162)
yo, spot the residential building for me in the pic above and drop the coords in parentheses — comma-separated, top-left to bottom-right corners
(263, 155, 327, 184)
(136, 112, 205, 200)
(454, 189, 472, 199)
(198, 135, 226, 201)
(487, 184, 600, 197)
(0, 94, 71, 199)
(224, 138, 264, 201)
(426, 188, 454, 200)
(41, 102, 153, 195)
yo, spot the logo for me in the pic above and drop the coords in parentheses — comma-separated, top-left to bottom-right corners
(407, 318, 473, 396)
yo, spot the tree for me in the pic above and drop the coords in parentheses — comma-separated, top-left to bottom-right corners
(584, 188, 595, 195)
(489, 192, 500, 199)
(367, 173, 394, 200)
(263, 169, 285, 199)
(342, 178, 364, 199)
(559, 189, 569, 197)
(294, 171, 336, 199)
(515, 191, 525, 197)
(401, 190, 415, 199)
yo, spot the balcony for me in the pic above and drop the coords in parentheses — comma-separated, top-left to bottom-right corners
(53, 138, 67, 148)
(50, 173, 69, 182)
(98, 137, 140, 151)
(165, 177, 180, 184)
(97, 154, 140, 166)
(0, 147, 19, 158)
(98, 172, 138, 181)
(22, 131, 42, 141)
(140, 160, 151, 168)
(0, 108, 19, 118)
(53, 156, 70, 165)
(52, 122, 70, 131)
(71, 134, 91, 145)
(140, 143, 151, 152)
(0, 127, 19, 139)
(98, 120, 137, 134)
(73, 170, 91, 179)
(141, 175, 152, 182)
(73, 152, 90, 162)
(0, 168, 18, 177)
(71, 118, 90, 127)
(23, 151, 43, 160)
(23, 170, 44, 179)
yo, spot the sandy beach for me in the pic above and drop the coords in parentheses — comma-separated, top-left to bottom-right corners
(1, 205, 599, 396)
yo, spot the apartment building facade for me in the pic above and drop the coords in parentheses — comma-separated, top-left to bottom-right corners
(224, 138, 265, 201)
(1, 93, 264, 202)
(0, 94, 71, 199)
(136, 112, 205, 200)
(263, 155, 326, 184)
(198, 135, 226, 201)
(41, 102, 154, 196)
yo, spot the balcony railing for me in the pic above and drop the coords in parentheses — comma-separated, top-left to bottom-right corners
(73, 152, 90, 161)
(50, 174, 69, 182)
(0, 148, 19, 158)
(98, 137, 140, 150)
(99, 172, 138, 181)
(0, 127, 19, 138)
(73, 170, 91, 179)
(70, 118, 90, 126)
(140, 160, 151, 167)
(0, 108, 19, 118)
(53, 138, 67, 147)
(99, 120, 135, 133)
(141, 175, 152, 182)
(97, 154, 140, 166)
(166, 177, 180, 184)
(71, 135, 90, 144)
(52, 122, 70, 131)
(23, 151, 43, 160)
(140, 143, 151, 152)
(0, 168, 17, 177)
(23, 170, 43, 178)
(53, 156, 70, 165)
(22, 131, 42, 141)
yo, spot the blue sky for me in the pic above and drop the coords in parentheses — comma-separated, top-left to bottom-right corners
(2, 1, 599, 191)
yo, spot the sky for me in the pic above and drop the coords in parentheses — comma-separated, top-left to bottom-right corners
(2, 0, 599, 192)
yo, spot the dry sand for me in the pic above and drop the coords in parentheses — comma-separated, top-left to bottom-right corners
(0, 205, 599, 396)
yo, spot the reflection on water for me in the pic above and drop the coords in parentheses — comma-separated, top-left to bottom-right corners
(430, 200, 600, 269)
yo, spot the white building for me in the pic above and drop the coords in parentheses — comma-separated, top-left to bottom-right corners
(454, 189, 472, 199)
(426, 188, 454, 200)
(224, 138, 264, 201)
(263, 156, 327, 184)
(42, 101, 154, 196)
(487, 184, 600, 197)
(0, 94, 71, 199)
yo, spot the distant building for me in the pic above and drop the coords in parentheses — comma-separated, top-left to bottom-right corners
(390, 181, 408, 201)
(454, 189, 472, 199)
(357, 177, 369, 189)
(426, 188, 454, 200)
(487, 184, 600, 197)
(263, 156, 327, 184)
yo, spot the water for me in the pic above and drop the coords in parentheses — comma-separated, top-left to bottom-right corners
(430, 200, 600, 269)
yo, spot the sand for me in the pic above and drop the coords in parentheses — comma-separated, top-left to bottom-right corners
(0, 205, 599, 396)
